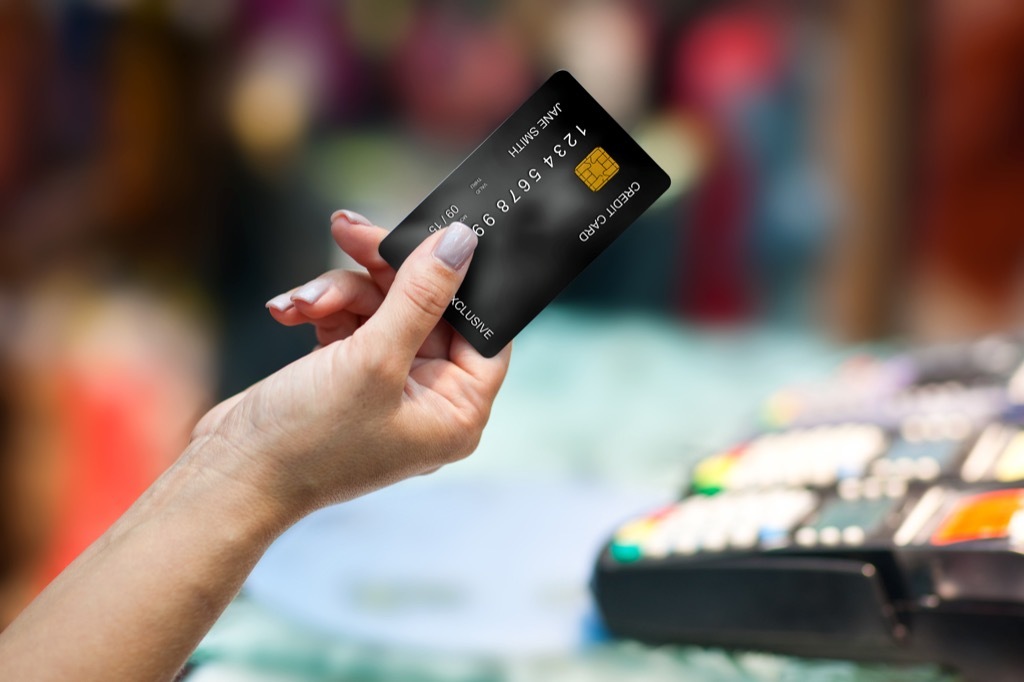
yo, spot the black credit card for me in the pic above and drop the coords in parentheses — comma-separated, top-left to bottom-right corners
(378, 70, 670, 358)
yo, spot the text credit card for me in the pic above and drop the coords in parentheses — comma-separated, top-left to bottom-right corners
(378, 70, 670, 357)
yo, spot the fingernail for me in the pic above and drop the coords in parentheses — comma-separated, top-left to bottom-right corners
(433, 222, 477, 271)
(265, 293, 294, 312)
(291, 279, 330, 305)
(331, 209, 372, 226)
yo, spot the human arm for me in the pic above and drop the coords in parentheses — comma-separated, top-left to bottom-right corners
(0, 217, 510, 681)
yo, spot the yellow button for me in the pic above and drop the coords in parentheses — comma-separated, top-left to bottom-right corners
(614, 518, 656, 543)
(575, 147, 619, 191)
(996, 431, 1024, 482)
(692, 452, 736, 494)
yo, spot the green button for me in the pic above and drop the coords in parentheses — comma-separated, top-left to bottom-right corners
(610, 542, 642, 563)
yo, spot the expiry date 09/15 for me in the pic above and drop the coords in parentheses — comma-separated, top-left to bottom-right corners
(427, 124, 589, 237)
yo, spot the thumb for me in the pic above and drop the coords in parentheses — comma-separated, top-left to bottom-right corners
(362, 221, 478, 365)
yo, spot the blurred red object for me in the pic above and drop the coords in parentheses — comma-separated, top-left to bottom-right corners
(915, 0, 1024, 335)
(673, 9, 785, 112)
(34, 367, 174, 590)
(3, 285, 211, 613)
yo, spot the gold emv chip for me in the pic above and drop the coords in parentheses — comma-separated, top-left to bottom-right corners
(575, 147, 619, 192)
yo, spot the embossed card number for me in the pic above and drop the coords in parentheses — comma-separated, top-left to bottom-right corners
(379, 71, 670, 358)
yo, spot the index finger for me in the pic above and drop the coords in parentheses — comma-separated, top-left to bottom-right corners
(449, 335, 512, 405)
(330, 212, 392, 275)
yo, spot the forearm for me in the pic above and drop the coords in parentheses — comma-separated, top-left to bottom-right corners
(0, 436, 288, 682)
(0, 215, 507, 680)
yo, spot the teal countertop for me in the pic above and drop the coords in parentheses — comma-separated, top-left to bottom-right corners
(190, 307, 954, 681)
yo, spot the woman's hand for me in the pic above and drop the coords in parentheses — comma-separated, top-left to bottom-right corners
(265, 209, 465, 360)
(191, 214, 511, 526)
(0, 213, 512, 682)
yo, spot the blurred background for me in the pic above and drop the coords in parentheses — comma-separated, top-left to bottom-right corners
(1, 0, 1023, 679)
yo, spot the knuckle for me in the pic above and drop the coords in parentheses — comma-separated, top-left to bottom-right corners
(462, 428, 483, 455)
(316, 271, 341, 292)
(448, 409, 484, 458)
(419, 407, 481, 465)
(401, 269, 452, 320)
(325, 268, 358, 290)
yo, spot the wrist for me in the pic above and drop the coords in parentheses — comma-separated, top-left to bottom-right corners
(163, 434, 297, 548)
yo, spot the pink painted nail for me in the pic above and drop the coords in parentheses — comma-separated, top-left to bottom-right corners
(330, 209, 372, 226)
(290, 278, 330, 305)
(265, 293, 294, 312)
(433, 222, 477, 271)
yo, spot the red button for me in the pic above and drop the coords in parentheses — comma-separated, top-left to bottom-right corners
(931, 489, 1024, 546)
